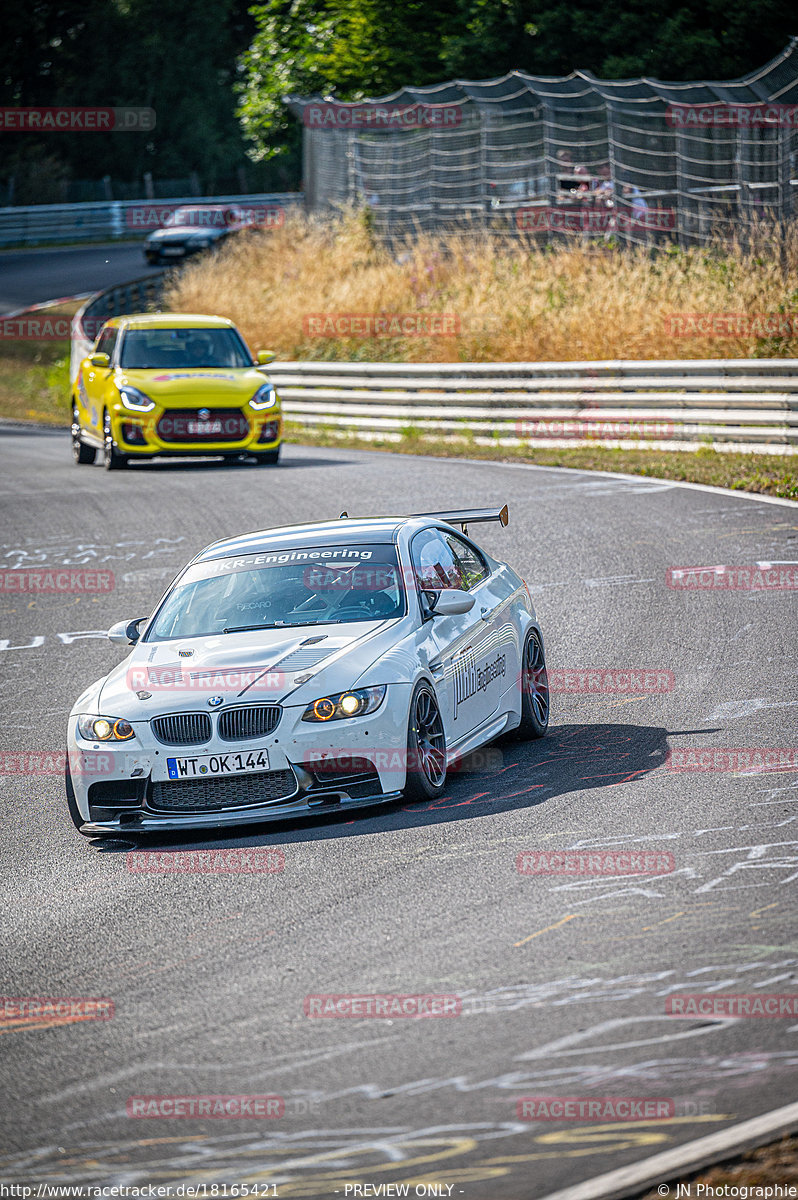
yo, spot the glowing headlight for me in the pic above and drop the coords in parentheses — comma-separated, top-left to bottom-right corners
(301, 686, 386, 722)
(77, 715, 135, 742)
(249, 383, 277, 410)
(119, 386, 155, 412)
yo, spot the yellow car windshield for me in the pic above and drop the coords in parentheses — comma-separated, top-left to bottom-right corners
(119, 327, 251, 370)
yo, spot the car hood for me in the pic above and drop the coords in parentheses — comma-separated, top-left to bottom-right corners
(146, 225, 225, 242)
(112, 366, 270, 405)
(96, 620, 406, 717)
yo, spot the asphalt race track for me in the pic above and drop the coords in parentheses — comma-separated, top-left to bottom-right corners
(1, 428, 797, 1197)
(0, 244, 161, 313)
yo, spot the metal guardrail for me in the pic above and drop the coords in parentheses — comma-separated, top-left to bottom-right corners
(266, 360, 798, 453)
(70, 273, 168, 381)
(0, 192, 302, 247)
(69, 277, 798, 452)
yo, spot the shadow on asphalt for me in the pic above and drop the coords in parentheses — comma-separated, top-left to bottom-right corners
(118, 455, 353, 473)
(89, 721, 680, 854)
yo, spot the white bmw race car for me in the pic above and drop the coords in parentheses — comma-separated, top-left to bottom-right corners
(66, 507, 549, 836)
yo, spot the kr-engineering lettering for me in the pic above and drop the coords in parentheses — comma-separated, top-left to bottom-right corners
(453, 648, 506, 719)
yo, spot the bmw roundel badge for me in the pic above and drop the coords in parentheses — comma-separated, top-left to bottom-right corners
(208, 695, 223, 707)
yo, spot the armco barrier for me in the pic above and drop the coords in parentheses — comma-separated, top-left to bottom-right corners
(266, 359, 798, 453)
(70, 273, 167, 382)
(70, 282, 798, 451)
(0, 192, 302, 247)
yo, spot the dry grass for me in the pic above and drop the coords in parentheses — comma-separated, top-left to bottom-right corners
(640, 1131, 798, 1197)
(163, 210, 798, 362)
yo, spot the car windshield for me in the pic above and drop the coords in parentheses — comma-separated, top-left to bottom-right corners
(146, 544, 405, 640)
(165, 207, 232, 228)
(119, 327, 251, 369)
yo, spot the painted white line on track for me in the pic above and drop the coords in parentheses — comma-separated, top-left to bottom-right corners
(539, 1099, 798, 1200)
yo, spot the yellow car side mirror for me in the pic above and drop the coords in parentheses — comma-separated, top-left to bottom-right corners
(256, 350, 276, 365)
(89, 352, 110, 368)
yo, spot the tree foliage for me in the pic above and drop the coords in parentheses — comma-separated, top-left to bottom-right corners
(0, 0, 794, 194)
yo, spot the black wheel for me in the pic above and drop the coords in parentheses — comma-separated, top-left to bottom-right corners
(252, 448, 280, 465)
(71, 405, 96, 464)
(65, 759, 89, 835)
(103, 411, 127, 471)
(403, 681, 447, 801)
(516, 627, 550, 739)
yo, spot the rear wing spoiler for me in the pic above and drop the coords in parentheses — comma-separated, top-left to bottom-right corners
(413, 505, 509, 536)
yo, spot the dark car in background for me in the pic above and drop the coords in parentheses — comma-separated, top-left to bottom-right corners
(144, 205, 254, 265)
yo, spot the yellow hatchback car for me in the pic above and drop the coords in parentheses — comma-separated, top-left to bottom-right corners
(71, 313, 282, 470)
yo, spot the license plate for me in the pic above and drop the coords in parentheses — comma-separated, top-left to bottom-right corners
(166, 750, 269, 779)
(187, 419, 222, 434)
(161, 247, 184, 256)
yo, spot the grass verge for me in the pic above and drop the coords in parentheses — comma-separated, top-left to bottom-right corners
(0, 304, 75, 425)
(285, 423, 798, 500)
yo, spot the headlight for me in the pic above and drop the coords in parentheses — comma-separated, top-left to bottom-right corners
(77, 715, 135, 742)
(301, 686, 386, 722)
(119, 386, 155, 412)
(249, 383, 277, 410)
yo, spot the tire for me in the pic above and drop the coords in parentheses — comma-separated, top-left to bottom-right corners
(103, 411, 127, 471)
(402, 681, 447, 802)
(252, 448, 280, 465)
(71, 405, 96, 465)
(515, 627, 550, 740)
(65, 759, 89, 835)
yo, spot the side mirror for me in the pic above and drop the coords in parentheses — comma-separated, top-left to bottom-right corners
(256, 350, 276, 365)
(429, 589, 475, 617)
(108, 617, 147, 646)
(89, 352, 110, 368)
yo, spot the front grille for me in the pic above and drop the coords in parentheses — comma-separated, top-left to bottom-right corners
(157, 410, 250, 444)
(219, 705, 281, 741)
(151, 712, 212, 746)
(150, 768, 296, 812)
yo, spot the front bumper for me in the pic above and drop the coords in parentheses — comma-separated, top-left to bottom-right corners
(111, 408, 282, 458)
(67, 693, 410, 834)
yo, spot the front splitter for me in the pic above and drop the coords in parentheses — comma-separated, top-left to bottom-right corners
(81, 790, 401, 835)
